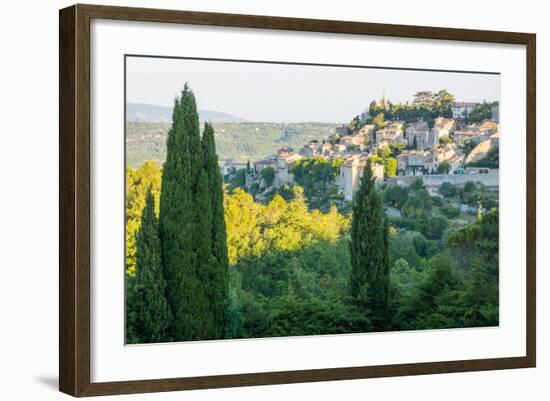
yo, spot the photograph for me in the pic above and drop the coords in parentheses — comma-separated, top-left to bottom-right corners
(124, 55, 500, 344)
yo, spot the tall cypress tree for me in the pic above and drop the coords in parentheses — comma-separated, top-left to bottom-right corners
(159, 84, 202, 340)
(127, 189, 171, 343)
(201, 122, 229, 338)
(349, 161, 390, 330)
(159, 86, 228, 341)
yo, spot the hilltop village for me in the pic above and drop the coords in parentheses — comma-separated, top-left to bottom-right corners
(221, 90, 499, 205)
(126, 86, 501, 343)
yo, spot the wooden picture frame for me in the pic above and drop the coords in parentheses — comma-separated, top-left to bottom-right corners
(59, 3, 536, 397)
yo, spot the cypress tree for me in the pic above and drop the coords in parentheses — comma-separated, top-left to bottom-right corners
(201, 122, 229, 338)
(127, 189, 171, 343)
(349, 160, 390, 330)
(159, 86, 228, 341)
(159, 84, 202, 340)
(193, 170, 214, 338)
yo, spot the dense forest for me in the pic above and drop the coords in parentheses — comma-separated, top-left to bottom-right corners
(125, 85, 499, 344)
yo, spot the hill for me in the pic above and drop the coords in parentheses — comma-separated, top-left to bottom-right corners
(126, 121, 341, 168)
(126, 103, 247, 123)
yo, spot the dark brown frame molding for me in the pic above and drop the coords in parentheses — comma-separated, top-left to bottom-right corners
(59, 3, 536, 397)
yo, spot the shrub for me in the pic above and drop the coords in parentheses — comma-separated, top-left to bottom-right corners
(440, 205, 460, 219)
(439, 182, 456, 198)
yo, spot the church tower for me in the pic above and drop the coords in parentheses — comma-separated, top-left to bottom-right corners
(379, 88, 389, 111)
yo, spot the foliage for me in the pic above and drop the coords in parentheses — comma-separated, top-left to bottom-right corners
(291, 157, 344, 211)
(350, 161, 390, 330)
(233, 168, 246, 187)
(410, 176, 424, 191)
(126, 121, 340, 168)
(447, 209, 499, 272)
(347, 115, 361, 134)
(374, 146, 397, 177)
(126, 191, 171, 343)
(223, 188, 360, 337)
(401, 189, 433, 218)
(467, 101, 499, 124)
(202, 122, 231, 336)
(432, 89, 455, 116)
(383, 184, 409, 208)
(439, 136, 453, 146)
(231, 238, 371, 338)
(385, 157, 398, 177)
(417, 215, 449, 240)
(413, 91, 434, 108)
(437, 161, 451, 174)
(225, 187, 349, 265)
(158, 85, 228, 341)
(372, 113, 385, 130)
(446, 209, 499, 326)
(439, 182, 457, 198)
(366, 89, 455, 126)
(459, 138, 478, 157)
(463, 180, 477, 193)
(125, 161, 162, 276)
(125, 86, 500, 342)
(440, 205, 461, 219)
(394, 254, 462, 330)
(260, 166, 275, 186)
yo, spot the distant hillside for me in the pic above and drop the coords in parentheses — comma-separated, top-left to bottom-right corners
(126, 121, 340, 168)
(126, 103, 247, 123)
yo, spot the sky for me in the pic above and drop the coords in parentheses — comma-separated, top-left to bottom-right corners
(126, 56, 500, 123)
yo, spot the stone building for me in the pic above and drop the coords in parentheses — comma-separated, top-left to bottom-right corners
(451, 102, 477, 119)
(406, 121, 431, 150)
(274, 147, 303, 186)
(339, 155, 384, 201)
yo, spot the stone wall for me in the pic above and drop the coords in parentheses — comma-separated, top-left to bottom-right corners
(386, 169, 499, 188)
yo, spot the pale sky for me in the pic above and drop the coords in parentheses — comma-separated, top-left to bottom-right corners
(126, 56, 500, 123)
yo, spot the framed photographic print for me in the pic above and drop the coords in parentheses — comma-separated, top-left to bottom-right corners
(59, 4, 536, 397)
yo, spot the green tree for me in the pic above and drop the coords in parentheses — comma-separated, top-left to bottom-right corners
(439, 182, 456, 198)
(159, 85, 228, 340)
(372, 113, 386, 130)
(417, 216, 448, 240)
(349, 161, 390, 330)
(384, 184, 408, 207)
(201, 122, 230, 338)
(410, 176, 424, 191)
(380, 145, 392, 159)
(460, 138, 477, 157)
(385, 157, 398, 177)
(390, 258, 420, 301)
(233, 168, 246, 187)
(437, 161, 451, 174)
(395, 254, 461, 330)
(468, 101, 498, 124)
(127, 190, 171, 343)
(463, 181, 476, 193)
(439, 136, 453, 146)
(368, 100, 379, 116)
(125, 161, 162, 276)
(440, 205, 460, 219)
(159, 85, 202, 340)
(413, 91, 434, 109)
(433, 89, 455, 116)
(260, 166, 276, 187)
(347, 115, 361, 134)
(447, 209, 499, 327)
